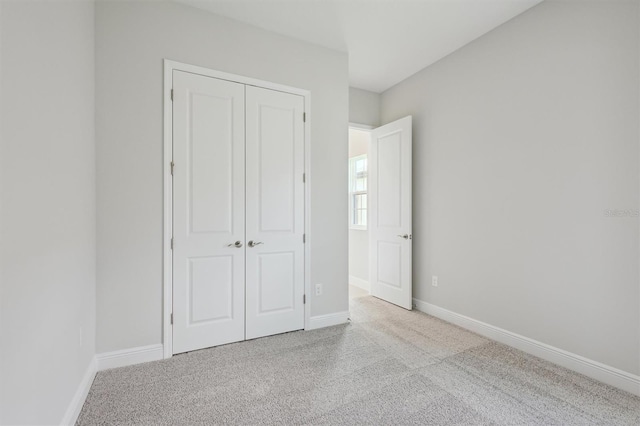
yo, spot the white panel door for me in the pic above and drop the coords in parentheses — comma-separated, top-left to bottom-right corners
(172, 70, 246, 353)
(370, 116, 413, 310)
(245, 86, 305, 339)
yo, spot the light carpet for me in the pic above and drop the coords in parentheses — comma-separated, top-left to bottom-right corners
(77, 291, 640, 425)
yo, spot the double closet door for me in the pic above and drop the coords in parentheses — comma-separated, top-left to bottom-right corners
(172, 70, 305, 354)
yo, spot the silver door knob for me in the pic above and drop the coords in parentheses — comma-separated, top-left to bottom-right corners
(227, 241, 243, 248)
(397, 234, 410, 240)
(248, 240, 264, 248)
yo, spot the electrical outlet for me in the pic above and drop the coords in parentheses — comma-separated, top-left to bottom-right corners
(315, 283, 323, 296)
(432, 276, 438, 287)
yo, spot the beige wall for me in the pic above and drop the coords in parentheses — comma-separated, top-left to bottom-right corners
(381, 0, 639, 374)
(0, 1, 96, 423)
(96, 0, 349, 353)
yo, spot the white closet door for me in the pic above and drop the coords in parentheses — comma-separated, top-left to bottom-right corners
(370, 116, 413, 310)
(245, 86, 305, 340)
(172, 70, 246, 354)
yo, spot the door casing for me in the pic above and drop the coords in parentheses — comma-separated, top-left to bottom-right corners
(162, 59, 312, 359)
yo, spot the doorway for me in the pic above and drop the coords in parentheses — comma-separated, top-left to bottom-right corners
(348, 118, 414, 309)
(348, 126, 372, 301)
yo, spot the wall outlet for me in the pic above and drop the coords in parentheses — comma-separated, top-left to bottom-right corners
(432, 276, 438, 287)
(315, 283, 323, 296)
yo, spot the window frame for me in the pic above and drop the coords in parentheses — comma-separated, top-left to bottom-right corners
(349, 154, 368, 230)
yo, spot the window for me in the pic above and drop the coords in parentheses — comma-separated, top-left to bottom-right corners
(349, 154, 367, 229)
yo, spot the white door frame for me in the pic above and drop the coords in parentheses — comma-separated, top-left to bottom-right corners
(162, 59, 312, 359)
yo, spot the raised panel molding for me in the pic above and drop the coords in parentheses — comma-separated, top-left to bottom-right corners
(257, 252, 295, 314)
(377, 241, 401, 288)
(257, 104, 296, 233)
(377, 130, 402, 228)
(188, 92, 235, 235)
(189, 256, 234, 324)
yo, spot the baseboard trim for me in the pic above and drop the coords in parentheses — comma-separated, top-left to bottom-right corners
(307, 310, 350, 330)
(60, 356, 97, 426)
(349, 275, 370, 292)
(413, 298, 640, 396)
(96, 344, 164, 371)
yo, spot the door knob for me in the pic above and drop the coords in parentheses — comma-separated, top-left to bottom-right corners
(227, 241, 243, 248)
(397, 234, 410, 240)
(248, 240, 264, 248)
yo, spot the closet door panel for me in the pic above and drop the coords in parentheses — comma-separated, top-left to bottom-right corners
(172, 70, 246, 354)
(245, 86, 305, 340)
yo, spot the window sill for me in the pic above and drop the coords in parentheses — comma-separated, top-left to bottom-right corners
(349, 226, 367, 231)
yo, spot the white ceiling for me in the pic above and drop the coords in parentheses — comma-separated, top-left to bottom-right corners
(176, 0, 543, 93)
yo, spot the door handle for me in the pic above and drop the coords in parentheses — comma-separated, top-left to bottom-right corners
(248, 240, 264, 248)
(397, 234, 410, 240)
(227, 241, 243, 248)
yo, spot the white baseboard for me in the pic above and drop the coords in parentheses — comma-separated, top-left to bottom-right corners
(60, 356, 97, 426)
(413, 298, 640, 396)
(60, 344, 164, 424)
(96, 344, 164, 371)
(307, 310, 350, 330)
(349, 275, 370, 292)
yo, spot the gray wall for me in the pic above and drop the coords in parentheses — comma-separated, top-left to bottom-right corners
(348, 88, 380, 287)
(381, 0, 639, 374)
(0, 1, 96, 423)
(349, 87, 380, 127)
(96, 1, 349, 353)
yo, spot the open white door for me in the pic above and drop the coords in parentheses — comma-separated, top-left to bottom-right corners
(369, 116, 412, 310)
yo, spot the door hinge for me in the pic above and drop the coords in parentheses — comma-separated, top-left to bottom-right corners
(303, 112, 306, 122)
(303, 234, 306, 243)
(303, 294, 306, 304)
(303, 173, 306, 183)
(170, 313, 173, 325)
(170, 161, 174, 175)
(171, 89, 174, 101)
(171, 238, 174, 250)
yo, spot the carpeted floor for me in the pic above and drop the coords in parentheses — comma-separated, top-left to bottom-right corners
(77, 289, 640, 425)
